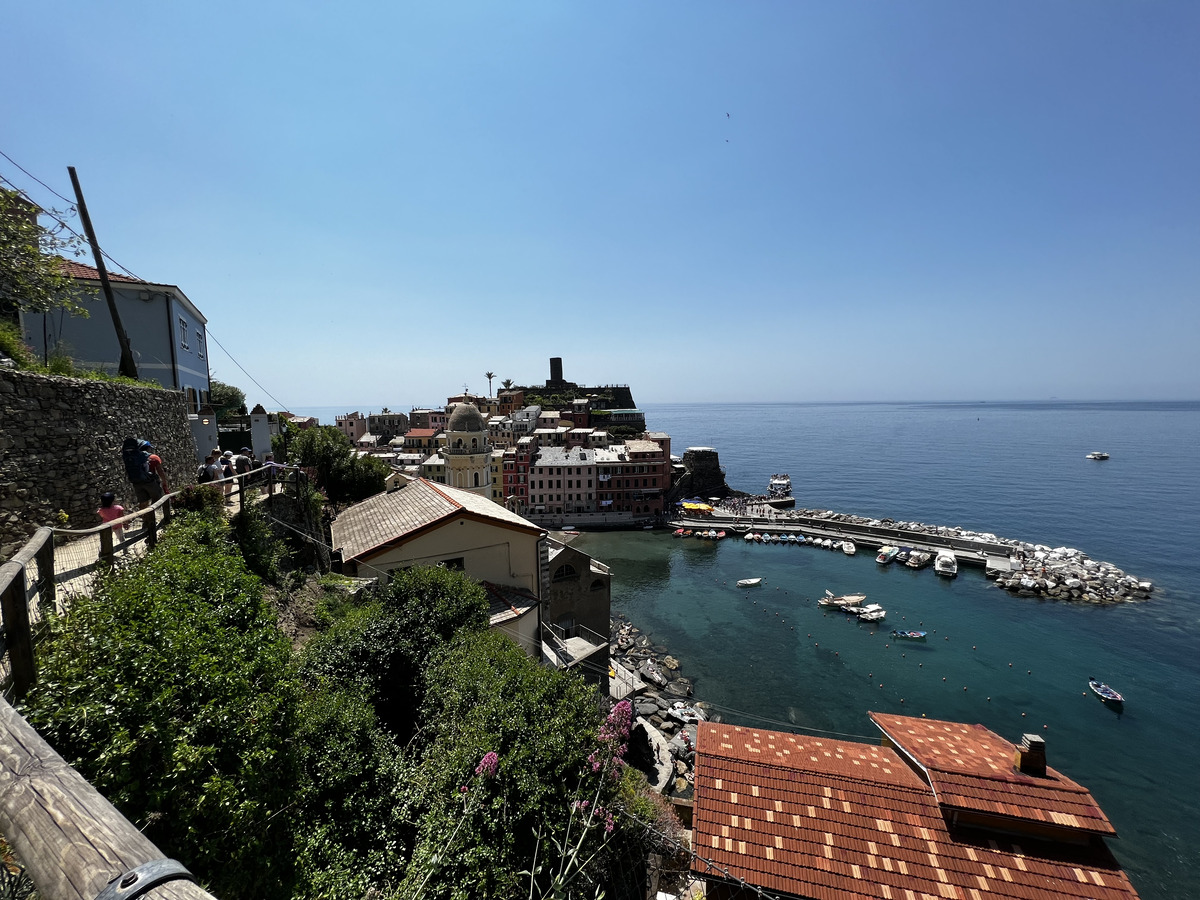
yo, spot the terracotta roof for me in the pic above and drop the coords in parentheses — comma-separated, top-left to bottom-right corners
(331, 478, 540, 562)
(692, 722, 1139, 900)
(405, 428, 440, 438)
(481, 581, 539, 626)
(59, 258, 147, 284)
(870, 713, 1116, 835)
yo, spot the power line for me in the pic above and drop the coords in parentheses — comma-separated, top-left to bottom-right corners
(0, 148, 75, 206)
(204, 329, 289, 411)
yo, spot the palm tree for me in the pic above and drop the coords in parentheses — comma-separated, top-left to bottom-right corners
(485, 371, 495, 396)
(501, 378, 514, 391)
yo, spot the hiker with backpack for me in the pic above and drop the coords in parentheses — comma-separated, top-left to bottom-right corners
(121, 437, 168, 509)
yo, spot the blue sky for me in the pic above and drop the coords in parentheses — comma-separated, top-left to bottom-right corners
(4, 2, 1198, 409)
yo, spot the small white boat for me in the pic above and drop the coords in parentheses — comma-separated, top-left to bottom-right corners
(1085, 451, 1110, 460)
(934, 550, 958, 577)
(843, 604, 868, 615)
(819, 590, 867, 607)
(821, 538, 833, 549)
(737, 577, 764, 588)
(842, 541, 856, 555)
(858, 607, 887, 622)
(905, 550, 933, 569)
(744, 532, 755, 542)
(876, 546, 898, 564)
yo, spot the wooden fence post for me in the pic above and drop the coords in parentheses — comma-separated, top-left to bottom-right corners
(0, 561, 35, 700)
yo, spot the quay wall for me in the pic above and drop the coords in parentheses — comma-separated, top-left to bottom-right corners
(0, 370, 197, 559)
(672, 512, 1011, 565)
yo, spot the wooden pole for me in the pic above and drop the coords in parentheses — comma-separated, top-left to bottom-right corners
(0, 697, 215, 900)
(66, 167, 138, 380)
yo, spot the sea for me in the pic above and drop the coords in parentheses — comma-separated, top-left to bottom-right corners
(295, 400, 1200, 899)
(573, 401, 1200, 900)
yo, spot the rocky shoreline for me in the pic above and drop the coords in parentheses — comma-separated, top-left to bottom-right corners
(610, 613, 710, 800)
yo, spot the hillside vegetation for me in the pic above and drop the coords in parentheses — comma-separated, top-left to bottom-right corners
(20, 498, 679, 899)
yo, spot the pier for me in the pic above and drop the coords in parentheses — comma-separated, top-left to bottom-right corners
(670, 510, 1010, 566)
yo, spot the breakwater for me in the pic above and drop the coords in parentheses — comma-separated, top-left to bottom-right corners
(671, 504, 1153, 604)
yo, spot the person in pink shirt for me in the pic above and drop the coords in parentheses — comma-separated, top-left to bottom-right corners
(97, 491, 126, 541)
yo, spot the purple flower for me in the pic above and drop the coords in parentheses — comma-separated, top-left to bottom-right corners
(474, 751, 499, 778)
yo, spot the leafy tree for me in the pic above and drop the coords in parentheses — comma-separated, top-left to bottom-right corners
(21, 511, 302, 900)
(282, 424, 386, 506)
(209, 378, 247, 418)
(0, 188, 90, 319)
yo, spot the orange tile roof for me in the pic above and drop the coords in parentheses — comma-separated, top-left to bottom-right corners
(870, 713, 1115, 835)
(59, 259, 147, 284)
(692, 722, 1139, 900)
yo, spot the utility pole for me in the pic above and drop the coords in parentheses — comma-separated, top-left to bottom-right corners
(67, 166, 138, 379)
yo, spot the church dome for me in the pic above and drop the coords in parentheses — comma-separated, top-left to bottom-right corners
(447, 402, 486, 433)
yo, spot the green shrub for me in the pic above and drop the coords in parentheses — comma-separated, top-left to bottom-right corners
(230, 501, 285, 585)
(21, 512, 302, 900)
(173, 482, 225, 513)
(0, 321, 37, 369)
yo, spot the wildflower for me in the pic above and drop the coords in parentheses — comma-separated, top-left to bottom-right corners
(474, 751, 499, 778)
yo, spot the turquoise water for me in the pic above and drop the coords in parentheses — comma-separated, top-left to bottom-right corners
(575, 401, 1200, 900)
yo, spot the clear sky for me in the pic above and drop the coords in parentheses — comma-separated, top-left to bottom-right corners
(4, 2, 1198, 409)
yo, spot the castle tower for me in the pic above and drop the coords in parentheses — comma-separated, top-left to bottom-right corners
(443, 402, 492, 497)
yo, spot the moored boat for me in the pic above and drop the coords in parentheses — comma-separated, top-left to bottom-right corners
(842, 540, 856, 555)
(715, 530, 727, 540)
(858, 605, 886, 622)
(673, 528, 686, 537)
(905, 550, 933, 570)
(819, 589, 867, 607)
(1089, 677, 1124, 704)
(891, 629, 928, 641)
(737, 577, 764, 588)
(934, 550, 958, 577)
(766, 473, 795, 508)
(894, 547, 913, 565)
(876, 545, 899, 564)
(1085, 451, 1110, 460)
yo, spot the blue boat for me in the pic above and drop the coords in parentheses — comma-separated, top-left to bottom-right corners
(890, 630, 927, 641)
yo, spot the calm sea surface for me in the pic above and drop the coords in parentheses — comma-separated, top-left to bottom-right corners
(570, 402, 1200, 900)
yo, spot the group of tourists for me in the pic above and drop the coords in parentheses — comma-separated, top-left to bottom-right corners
(100, 438, 285, 536)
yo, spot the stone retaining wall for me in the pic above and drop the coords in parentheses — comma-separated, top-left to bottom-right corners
(0, 369, 197, 558)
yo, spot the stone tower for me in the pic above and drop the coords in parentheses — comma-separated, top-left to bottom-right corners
(443, 402, 492, 497)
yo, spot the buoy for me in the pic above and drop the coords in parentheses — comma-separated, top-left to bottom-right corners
(1009, 663, 1013, 667)
(963, 686, 968, 691)
(972, 646, 976, 650)
(1022, 712, 1026, 717)
(919, 663, 922, 667)
(900, 698, 904, 703)
(1028, 670, 1032, 675)
(987, 697, 991, 701)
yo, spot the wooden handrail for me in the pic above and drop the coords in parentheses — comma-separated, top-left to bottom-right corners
(0, 696, 216, 900)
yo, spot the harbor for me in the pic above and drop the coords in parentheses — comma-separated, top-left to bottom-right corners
(669, 492, 1154, 604)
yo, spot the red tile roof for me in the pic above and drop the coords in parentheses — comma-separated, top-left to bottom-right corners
(870, 713, 1116, 835)
(692, 722, 1139, 900)
(59, 259, 146, 284)
(404, 428, 440, 438)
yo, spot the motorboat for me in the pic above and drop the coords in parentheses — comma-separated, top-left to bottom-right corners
(905, 551, 933, 570)
(821, 538, 833, 549)
(890, 629, 927, 641)
(858, 605, 886, 622)
(842, 541, 856, 555)
(737, 577, 764, 588)
(819, 590, 867, 607)
(787, 534, 799, 544)
(842, 604, 868, 615)
(876, 546, 898, 564)
(894, 547, 913, 565)
(673, 528, 686, 537)
(715, 531, 727, 540)
(1085, 451, 1110, 460)
(1089, 678, 1124, 705)
(934, 551, 958, 577)
(744, 532, 756, 542)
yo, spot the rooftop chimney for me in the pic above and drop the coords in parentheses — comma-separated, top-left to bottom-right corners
(1014, 733, 1047, 777)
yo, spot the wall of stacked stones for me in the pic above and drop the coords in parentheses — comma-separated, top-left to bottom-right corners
(0, 369, 197, 558)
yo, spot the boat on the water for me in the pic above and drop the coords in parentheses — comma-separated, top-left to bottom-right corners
(891, 629, 928, 641)
(737, 577, 764, 588)
(1089, 677, 1124, 704)
(858, 604, 886, 622)
(842, 604, 868, 616)
(821, 538, 833, 549)
(744, 532, 755, 542)
(715, 530, 726, 540)
(842, 541, 856, 555)
(1085, 451, 1110, 460)
(819, 589, 867, 607)
(934, 550, 958, 577)
(766, 473, 795, 508)
(894, 547, 913, 565)
(876, 545, 899, 564)
(905, 551, 933, 570)
(673, 528, 686, 537)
